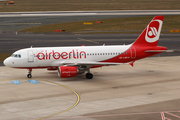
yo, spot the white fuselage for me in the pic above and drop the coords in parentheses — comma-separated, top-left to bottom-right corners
(4, 44, 132, 68)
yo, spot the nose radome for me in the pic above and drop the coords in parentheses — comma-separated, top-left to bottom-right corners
(3, 58, 7, 66)
(3, 57, 10, 66)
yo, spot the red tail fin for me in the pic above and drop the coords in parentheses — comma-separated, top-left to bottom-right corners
(133, 16, 164, 46)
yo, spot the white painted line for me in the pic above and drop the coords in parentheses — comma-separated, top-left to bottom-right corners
(21, 13, 97, 16)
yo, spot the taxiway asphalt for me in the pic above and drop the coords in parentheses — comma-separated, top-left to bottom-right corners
(0, 33, 179, 56)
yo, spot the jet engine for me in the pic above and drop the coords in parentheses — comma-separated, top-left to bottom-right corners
(58, 66, 78, 78)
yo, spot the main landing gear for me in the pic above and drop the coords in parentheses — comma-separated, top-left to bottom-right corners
(27, 69, 32, 78)
(86, 69, 93, 79)
(86, 73, 93, 79)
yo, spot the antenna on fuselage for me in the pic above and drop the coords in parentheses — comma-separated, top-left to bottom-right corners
(30, 46, 33, 48)
(103, 43, 105, 46)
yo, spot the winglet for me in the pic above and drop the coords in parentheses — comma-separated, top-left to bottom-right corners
(129, 61, 135, 67)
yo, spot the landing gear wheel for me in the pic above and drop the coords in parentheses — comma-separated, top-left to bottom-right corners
(86, 73, 93, 79)
(27, 74, 32, 78)
(27, 69, 32, 78)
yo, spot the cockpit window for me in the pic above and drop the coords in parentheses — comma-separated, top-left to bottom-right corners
(11, 54, 15, 57)
(11, 54, 21, 58)
(18, 54, 21, 58)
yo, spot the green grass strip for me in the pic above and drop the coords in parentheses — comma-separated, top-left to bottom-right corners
(19, 15, 180, 34)
(0, 0, 179, 12)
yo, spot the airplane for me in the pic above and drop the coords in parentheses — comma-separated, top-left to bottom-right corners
(3, 16, 167, 79)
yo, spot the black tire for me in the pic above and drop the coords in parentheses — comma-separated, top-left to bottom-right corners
(27, 74, 32, 78)
(86, 73, 93, 79)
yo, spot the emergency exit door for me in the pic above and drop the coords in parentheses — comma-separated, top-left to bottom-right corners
(130, 47, 136, 59)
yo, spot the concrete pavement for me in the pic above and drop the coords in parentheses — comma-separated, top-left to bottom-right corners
(0, 56, 180, 120)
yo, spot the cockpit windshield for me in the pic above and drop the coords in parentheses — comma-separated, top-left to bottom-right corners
(11, 54, 21, 58)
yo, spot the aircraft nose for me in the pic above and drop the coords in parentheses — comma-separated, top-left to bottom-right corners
(3, 57, 11, 66)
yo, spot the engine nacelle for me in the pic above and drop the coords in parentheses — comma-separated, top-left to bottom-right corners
(58, 66, 78, 78)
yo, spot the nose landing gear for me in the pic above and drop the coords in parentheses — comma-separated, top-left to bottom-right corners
(27, 69, 32, 78)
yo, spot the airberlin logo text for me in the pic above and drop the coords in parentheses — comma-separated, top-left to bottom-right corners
(37, 50, 86, 60)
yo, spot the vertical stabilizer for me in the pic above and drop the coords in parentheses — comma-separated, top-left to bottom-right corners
(133, 16, 164, 46)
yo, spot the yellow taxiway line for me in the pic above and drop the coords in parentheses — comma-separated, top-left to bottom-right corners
(0, 79, 80, 120)
(37, 79, 80, 120)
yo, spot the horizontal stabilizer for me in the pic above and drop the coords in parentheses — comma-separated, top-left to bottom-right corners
(145, 50, 167, 53)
